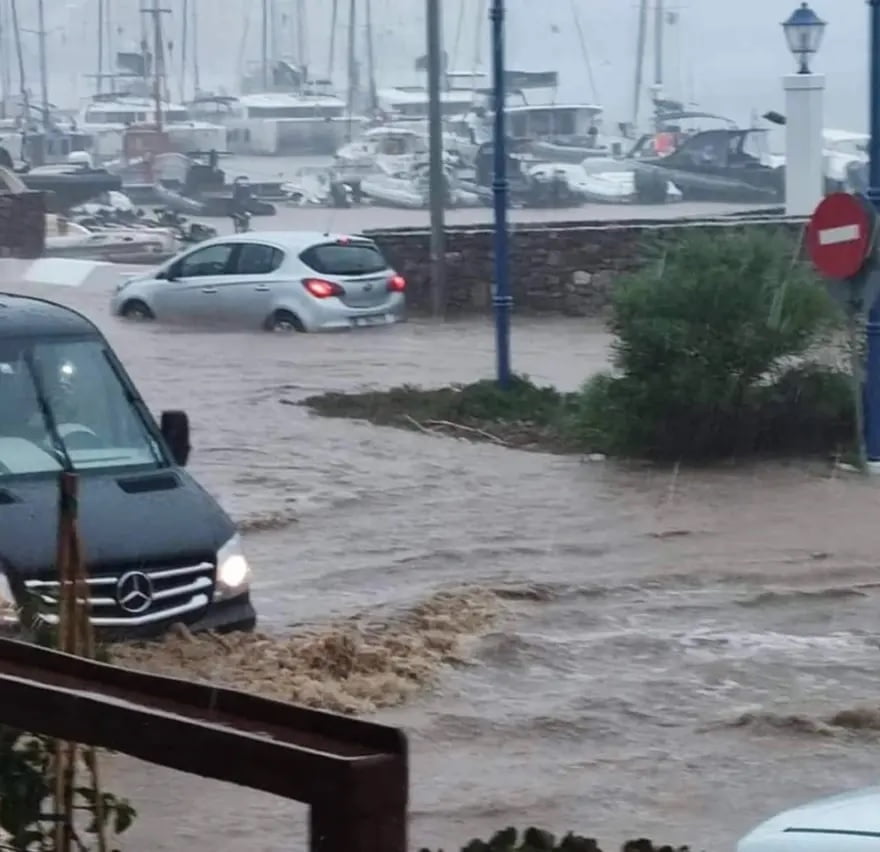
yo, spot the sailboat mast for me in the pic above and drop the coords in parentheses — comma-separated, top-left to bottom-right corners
(296, 0, 306, 68)
(0, 0, 9, 119)
(8, 0, 28, 130)
(328, 0, 338, 79)
(105, 0, 114, 93)
(191, 0, 199, 93)
(653, 0, 663, 89)
(261, 0, 269, 89)
(96, 0, 104, 94)
(345, 0, 356, 139)
(365, 0, 377, 112)
(36, 0, 49, 132)
(145, 0, 168, 131)
(631, 0, 648, 128)
(180, 0, 188, 102)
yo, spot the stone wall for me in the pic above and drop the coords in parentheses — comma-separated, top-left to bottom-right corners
(368, 215, 806, 317)
(0, 192, 46, 259)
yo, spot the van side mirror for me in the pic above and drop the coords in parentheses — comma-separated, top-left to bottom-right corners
(160, 410, 191, 467)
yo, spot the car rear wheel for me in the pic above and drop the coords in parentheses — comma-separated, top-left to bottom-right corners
(267, 310, 305, 333)
(121, 300, 154, 321)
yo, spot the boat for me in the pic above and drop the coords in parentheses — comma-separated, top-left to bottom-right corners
(78, 95, 227, 159)
(11, 158, 123, 211)
(360, 160, 479, 209)
(334, 126, 431, 182)
(189, 89, 355, 156)
(374, 86, 476, 124)
(821, 129, 868, 192)
(629, 127, 784, 204)
(44, 219, 179, 264)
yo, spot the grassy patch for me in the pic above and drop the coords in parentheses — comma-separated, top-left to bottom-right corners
(302, 375, 582, 452)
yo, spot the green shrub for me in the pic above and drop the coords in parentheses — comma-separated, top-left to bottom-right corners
(572, 229, 851, 460)
(305, 375, 579, 432)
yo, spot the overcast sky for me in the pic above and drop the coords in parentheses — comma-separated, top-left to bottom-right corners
(15, 0, 866, 131)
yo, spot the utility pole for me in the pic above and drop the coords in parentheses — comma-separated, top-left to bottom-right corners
(36, 0, 49, 132)
(426, 0, 446, 319)
(490, 0, 511, 386)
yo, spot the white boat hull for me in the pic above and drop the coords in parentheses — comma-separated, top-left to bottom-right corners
(45, 228, 179, 263)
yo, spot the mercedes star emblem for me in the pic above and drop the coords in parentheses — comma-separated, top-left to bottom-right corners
(115, 571, 154, 615)
(364, 283, 373, 291)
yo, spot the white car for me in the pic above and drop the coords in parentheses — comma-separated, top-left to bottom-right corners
(110, 230, 407, 332)
(737, 787, 880, 851)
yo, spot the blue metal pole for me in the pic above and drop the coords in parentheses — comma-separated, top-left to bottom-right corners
(866, 0, 880, 461)
(490, 0, 512, 388)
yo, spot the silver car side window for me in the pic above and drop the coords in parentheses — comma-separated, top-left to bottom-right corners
(236, 244, 283, 276)
(177, 244, 235, 278)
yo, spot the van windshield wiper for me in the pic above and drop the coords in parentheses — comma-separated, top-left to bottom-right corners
(22, 348, 74, 474)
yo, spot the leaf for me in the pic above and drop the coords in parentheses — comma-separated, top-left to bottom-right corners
(113, 800, 136, 835)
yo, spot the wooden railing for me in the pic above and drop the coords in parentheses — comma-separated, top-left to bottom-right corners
(0, 636, 408, 852)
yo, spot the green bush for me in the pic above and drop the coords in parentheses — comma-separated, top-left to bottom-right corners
(418, 826, 693, 852)
(571, 229, 853, 460)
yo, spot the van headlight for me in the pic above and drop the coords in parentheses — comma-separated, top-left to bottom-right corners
(215, 533, 251, 599)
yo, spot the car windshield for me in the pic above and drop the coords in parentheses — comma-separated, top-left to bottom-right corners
(300, 242, 387, 276)
(0, 337, 166, 478)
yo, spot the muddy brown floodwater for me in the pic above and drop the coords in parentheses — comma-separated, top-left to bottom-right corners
(2, 262, 880, 851)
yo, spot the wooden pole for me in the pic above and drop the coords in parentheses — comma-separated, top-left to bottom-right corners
(52, 471, 107, 852)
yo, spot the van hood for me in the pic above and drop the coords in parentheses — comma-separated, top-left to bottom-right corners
(0, 469, 234, 578)
(738, 787, 880, 849)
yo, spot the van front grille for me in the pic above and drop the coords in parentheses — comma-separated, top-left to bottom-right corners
(23, 560, 215, 627)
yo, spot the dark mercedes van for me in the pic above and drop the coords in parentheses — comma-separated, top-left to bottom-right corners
(0, 293, 256, 637)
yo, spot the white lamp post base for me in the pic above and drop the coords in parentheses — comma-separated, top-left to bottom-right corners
(783, 72, 825, 217)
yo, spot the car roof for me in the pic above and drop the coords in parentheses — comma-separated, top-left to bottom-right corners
(0, 293, 98, 338)
(201, 231, 377, 253)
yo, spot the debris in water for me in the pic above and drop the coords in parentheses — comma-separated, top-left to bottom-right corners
(726, 705, 880, 736)
(110, 587, 498, 715)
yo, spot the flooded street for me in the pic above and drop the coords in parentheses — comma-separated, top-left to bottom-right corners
(1, 263, 880, 850)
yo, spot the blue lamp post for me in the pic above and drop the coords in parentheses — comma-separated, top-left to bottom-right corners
(781, 2, 826, 74)
(490, 0, 512, 388)
(865, 0, 880, 466)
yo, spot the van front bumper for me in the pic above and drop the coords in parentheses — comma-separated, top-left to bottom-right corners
(0, 592, 257, 641)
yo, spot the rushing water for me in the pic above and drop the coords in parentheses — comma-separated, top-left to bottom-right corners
(1, 260, 879, 851)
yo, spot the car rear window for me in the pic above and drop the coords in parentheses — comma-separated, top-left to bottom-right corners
(299, 242, 387, 276)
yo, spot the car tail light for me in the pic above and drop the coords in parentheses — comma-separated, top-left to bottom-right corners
(303, 278, 343, 298)
(387, 275, 406, 292)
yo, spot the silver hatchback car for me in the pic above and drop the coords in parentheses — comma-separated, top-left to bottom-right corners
(110, 230, 407, 332)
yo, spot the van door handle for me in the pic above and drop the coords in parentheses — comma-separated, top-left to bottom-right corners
(201, 287, 217, 294)
(254, 285, 270, 292)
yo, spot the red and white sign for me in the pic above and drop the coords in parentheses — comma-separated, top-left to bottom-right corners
(806, 192, 876, 280)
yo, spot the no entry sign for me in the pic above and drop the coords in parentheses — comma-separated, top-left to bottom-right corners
(806, 193, 876, 280)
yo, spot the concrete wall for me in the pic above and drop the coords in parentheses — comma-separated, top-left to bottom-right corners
(0, 192, 46, 259)
(368, 215, 806, 317)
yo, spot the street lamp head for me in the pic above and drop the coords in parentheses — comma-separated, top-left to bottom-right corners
(782, 3, 826, 74)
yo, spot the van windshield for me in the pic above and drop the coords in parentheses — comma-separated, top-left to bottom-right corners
(0, 337, 166, 478)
